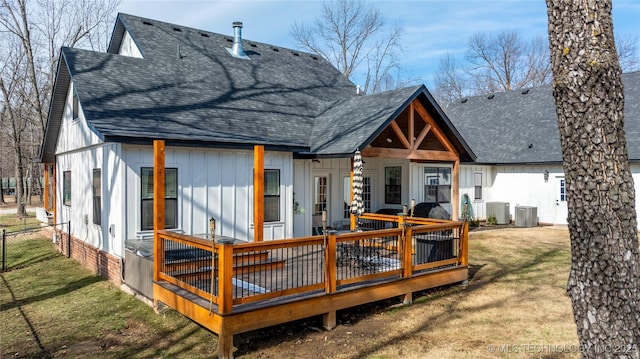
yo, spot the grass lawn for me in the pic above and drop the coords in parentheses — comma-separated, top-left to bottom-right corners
(0, 212, 41, 233)
(1, 225, 580, 358)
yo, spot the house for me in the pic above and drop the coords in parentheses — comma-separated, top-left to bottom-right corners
(449, 71, 640, 226)
(37, 13, 475, 289)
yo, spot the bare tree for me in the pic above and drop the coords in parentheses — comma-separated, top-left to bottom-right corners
(290, 0, 406, 94)
(0, 0, 118, 215)
(546, 0, 640, 356)
(465, 30, 551, 94)
(617, 33, 640, 72)
(433, 53, 468, 107)
(433, 28, 638, 107)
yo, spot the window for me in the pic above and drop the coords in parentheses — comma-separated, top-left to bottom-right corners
(559, 178, 567, 202)
(385, 166, 402, 204)
(141, 167, 177, 230)
(264, 169, 280, 222)
(343, 176, 371, 218)
(62, 171, 71, 206)
(474, 172, 482, 200)
(424, 167, 451, 203)
(72, 91, 79, 120)
(93, 169, 101, 225)
(313, 176, 328, 215)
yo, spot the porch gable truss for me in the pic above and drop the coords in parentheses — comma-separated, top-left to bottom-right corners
(362, 99, 459, 162)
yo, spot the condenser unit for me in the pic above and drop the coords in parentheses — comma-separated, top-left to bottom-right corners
(515, 206, 538, 227)
(486, 202, 510, 224)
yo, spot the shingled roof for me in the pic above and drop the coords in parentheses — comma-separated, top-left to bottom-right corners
(41, 13, 473, 163)
(445, 71, 640, 164)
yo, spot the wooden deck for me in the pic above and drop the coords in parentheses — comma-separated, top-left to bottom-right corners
(152, 213, 469, 358)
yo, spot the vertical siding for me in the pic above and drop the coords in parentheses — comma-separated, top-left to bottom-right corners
(459, 165, 493, 220)
(55, 143, 124, 257)
(118, 30, 143, 58)
(123, 146, 292, 242)
(55, 82, 102, 154)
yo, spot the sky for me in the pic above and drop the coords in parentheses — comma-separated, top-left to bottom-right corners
(118, 0, 640, 88)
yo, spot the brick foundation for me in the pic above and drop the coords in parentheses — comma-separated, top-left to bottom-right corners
(43, 227, 123, 286)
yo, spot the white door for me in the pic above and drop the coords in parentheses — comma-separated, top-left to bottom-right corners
(555, 176, 568, 224)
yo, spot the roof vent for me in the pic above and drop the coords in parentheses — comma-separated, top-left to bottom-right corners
(522, 89, 530, 94)
(461, 98, 468, 103)
(142, 20, 153, 26)
(226, 21, 250, 60)
(487, 94, 495, 99)
(172, 26, 182, 32)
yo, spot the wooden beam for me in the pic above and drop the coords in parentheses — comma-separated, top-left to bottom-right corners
(325, 231, 337, 294)
(253, 145, 264, 242)
(218, 243, 234, 314)
(412, 123, 432, 150)
(153, 140, 165, 283)
(408, 102, 415, 148)
(43, 164, 49, 210)
(452, 159, 460, 221)
(413, 100, 459, 155)
(390, 120, 411, 149)
(461, 221, 469, 266)
(52, 164, 57, 225)
(361, 147, 458, 162)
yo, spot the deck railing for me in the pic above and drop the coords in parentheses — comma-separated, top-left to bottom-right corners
(155, 214, 468, 314)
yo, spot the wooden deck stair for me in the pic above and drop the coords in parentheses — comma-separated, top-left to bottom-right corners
(166, 251, 286, 281)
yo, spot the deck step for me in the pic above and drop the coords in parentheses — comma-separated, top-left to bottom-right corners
(166, 256, 286, 281)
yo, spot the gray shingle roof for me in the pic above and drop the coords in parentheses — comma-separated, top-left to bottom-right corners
(41, 13, 474, 162)
(445, 71, 640, 164)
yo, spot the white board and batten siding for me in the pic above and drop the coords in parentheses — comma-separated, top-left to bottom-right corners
(55, 81, 126, 257)
(464, 164, 566, 225)
(124, 146, 293, 242)
(118, 30, 143, 58)
(459, 165, 493, 220)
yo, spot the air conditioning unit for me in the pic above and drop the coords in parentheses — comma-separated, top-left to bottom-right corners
(486, 202, 510, 224)
(515, 206, 538, 227)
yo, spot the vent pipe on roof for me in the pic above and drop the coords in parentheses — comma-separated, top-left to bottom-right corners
(227, 21, 250, 60)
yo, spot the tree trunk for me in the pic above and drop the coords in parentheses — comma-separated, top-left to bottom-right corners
(545, 1, 640, 357)
(14, 152, 25, 217)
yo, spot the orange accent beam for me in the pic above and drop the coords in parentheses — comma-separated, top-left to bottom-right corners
(52, 164, 57, 225)
(452, 160, 460, 221)
(253, 145, 264, 242)
(153, 140, 165, 282)
(43, 164, 49, 210)
(408, 102, 415, 148)
(390, 120, 411, 149)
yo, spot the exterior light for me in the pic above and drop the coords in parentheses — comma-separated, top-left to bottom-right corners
(544, 170, 549, 183)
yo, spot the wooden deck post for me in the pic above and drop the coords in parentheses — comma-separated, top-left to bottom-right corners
(460, 221, 469, 266)
(52, 164, 57, 225)
(218, 241, 235, 358)
(399, 214, 413, 304)
(323, 230, 337, 330)
(43, 164, 49, 210)
(153, 140, 165, 284)
(452, 159, 460, 221)
(253, 145, 264, 242)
